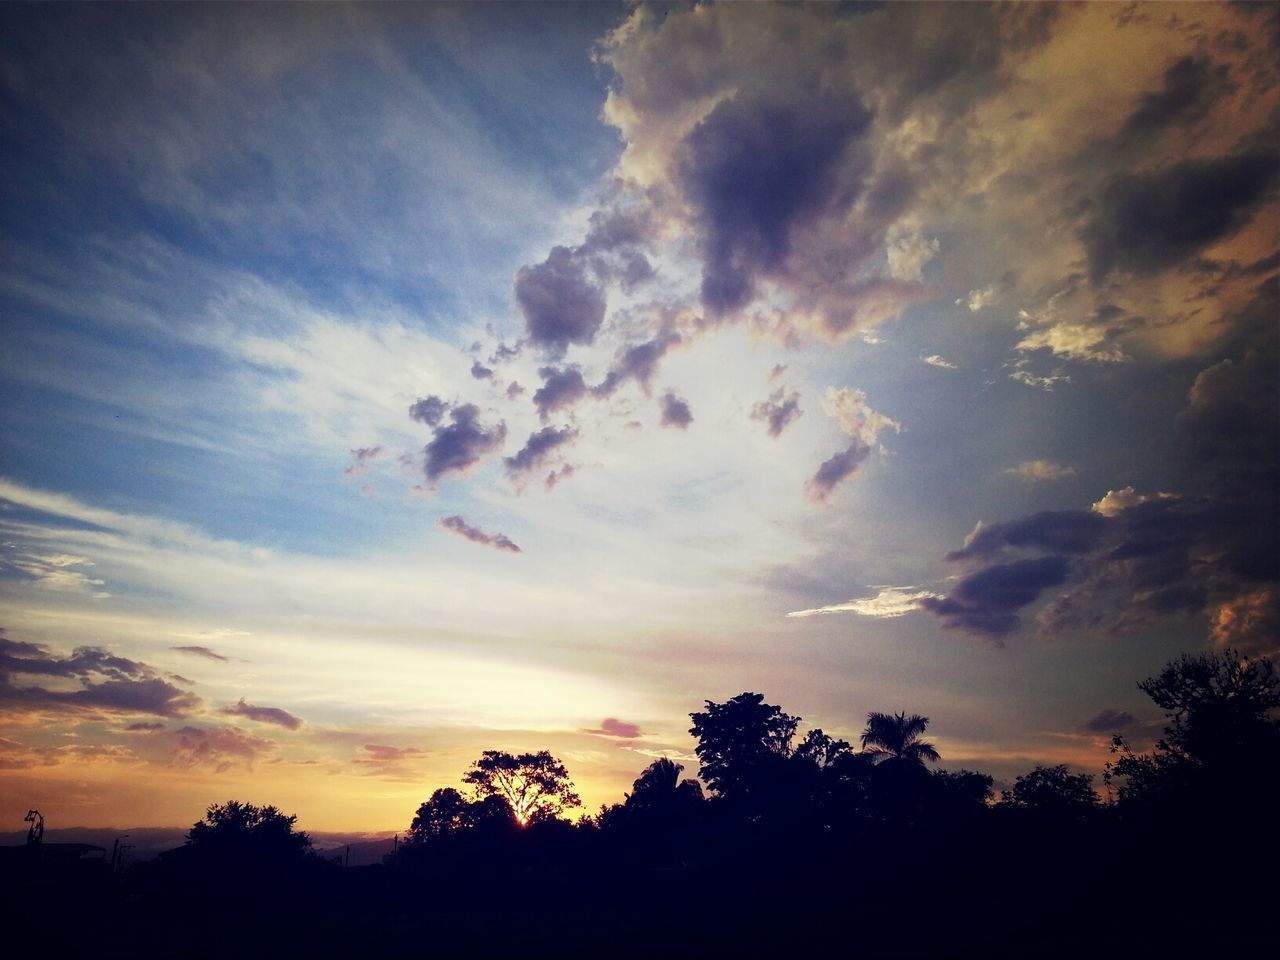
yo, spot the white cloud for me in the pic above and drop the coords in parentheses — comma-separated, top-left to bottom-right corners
(821, 388, 900, 449)
(787, 587, 941, 619)
(922, 355, 957, 369)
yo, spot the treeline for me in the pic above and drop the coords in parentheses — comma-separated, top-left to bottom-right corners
(6, 649, 1277, 957)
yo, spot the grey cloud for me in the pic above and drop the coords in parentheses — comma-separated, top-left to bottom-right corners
(532, 366, 588, 422)
(504, 426, 578, 481)
(658, 391, 693, 430)
(170, 645, 230, 662)
(594, 332, 681, 398)
(439, 515, 521, 554)
(545, 464, 575, 490)
(409, 395, 449, 427)
(344, 445, 383, 477)
(1082, 708, 1137, 733)
(515, 245, 607, 355)
(920, 555, 1071, 639)
(172, 725, 273, 772)
(946, 511, 1110, 562)
(470, 360, 494, 380)
(805, 442, 872, 502)
(751, 387, 802, 438)
(125, 721, 165, 732)
(1083, 145, 1280, 282)
(221, 697, 302, 731)
(676, 87, 874, 315)
(421, 404, 507, 482)
(1120, 56, 1236, 141)
(506, 381, 525, 399)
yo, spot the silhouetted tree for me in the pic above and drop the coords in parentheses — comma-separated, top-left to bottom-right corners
(1000, 765, 1098, 820)
(859, 712, 940, 768)
(463, 750, 581, 825)
(689, 693, 798, 802)
(1107, 649, 1280, 813)
(407, 787, 473, 844)
(181, 801, 313, 874)
(625, 757, 705, 811)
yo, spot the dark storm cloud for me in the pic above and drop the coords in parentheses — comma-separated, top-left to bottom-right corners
(919, 555, 1071, 640)
(421, 404, 507, 482)
(221, 697, 302, 731)
(594, 332, 682, 398)
(658, 391, 693, 430)
(515, 246, 608, 355)
(504, 426, 578, 481)
(170, 645, 230, 662)
(1120, 56, 1236, 140)
(409, 395, 449, 427)
(439, 515, 521, 554)
(532, 366, 588, 422)
(945, 510, 1110, 562)
(1083, 145, 1280, 282)
(751, 387, 803, 438)
(805, 442, 872, 503)
(675, 88, 873, 315)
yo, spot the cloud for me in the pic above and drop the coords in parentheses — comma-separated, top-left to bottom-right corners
(675, 84, 874, 316)
(0, 634, 202, 719)
(594, 331, 682, 398)
(358, 743, 425, 763)
(1081, 708, 1137, 733)
(750, 387, 802, 438)
(806, 387, 898, 501)
(821, 388, 899, 449)
(1209, 587, 1279, 656)
(409, 395, 449, 427)
(420, 403, 507, 483)
(658, 391, 692, 430)
(125, 721, 165, 732)
(504, 426, 578, 483)
(172, 724, 274, 772)
(170, 644, 231, 662)
(1091, 486, 1161, 517)
(1119, 55, 1237, 142)
(515, 245, 608, 355)
(2, 551, 109, 597)
(805, 443, 872, 504)
(1005, 460, 1076, 483)
(919, 555, 1071, 639)
(922, 355, 957, 369)
(470, 360, 494, 380)
(343, 445, 383, 478)
(221, 697, 303, 731)
(787, 587, 942, 619)
(946, 511, 1109, 562)
(438, 515, 521, 554)
(1083, 146, 1279, 283)
(532, 366, 588, 422)
(583, 717, 643, 739)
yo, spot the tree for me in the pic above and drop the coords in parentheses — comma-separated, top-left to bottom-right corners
(625, 757, 704, 812)
(688, 692, 799, 803)
(859, 712, 941, 768)
(184, 800, 312, 868)
(463, 750, 581, 825)
(1000, 765, 1097, 819)
(407, 787, 472, 844)
(1107, 649, 1280, 811)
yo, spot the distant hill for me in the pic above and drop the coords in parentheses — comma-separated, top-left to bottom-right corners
(1, 828, 398, 867)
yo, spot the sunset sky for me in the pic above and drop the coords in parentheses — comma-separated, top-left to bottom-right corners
(2, 2, 1276, 836)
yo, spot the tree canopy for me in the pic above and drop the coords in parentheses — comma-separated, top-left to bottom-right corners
(462, 749, 581, 825)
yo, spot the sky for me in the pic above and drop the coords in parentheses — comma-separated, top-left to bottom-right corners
(1, 2, 1277, 836)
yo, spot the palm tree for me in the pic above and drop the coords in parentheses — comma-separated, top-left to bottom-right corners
(859, 711, 941, 768)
